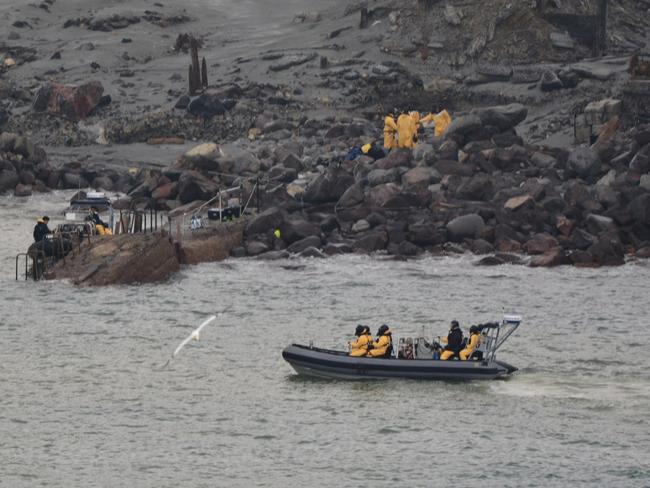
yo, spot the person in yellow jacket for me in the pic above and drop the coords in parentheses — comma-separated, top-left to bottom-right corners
(383, 115, 398, 149)
(367, 324, 393, 357)
(420, 110, 452, 138)
(460, 325, 481, 360)
(89, 207, 112, 235)
(396, 112, 417, 149)
(349, 325, 373, 357)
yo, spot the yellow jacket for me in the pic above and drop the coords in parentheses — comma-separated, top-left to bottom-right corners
(383, 116, 398, 149)
(397, 114, 420, 149)
(350, 333, 372, 356)
(367, 334, 392, 357)
(433, 110, 452, 137)
(460, 332, 481, 360)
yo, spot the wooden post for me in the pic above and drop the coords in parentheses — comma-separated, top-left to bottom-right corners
(359, 7, 368, 29)
(189, 64, 196, 95)
(594, 0, 608, 56)
(190, 37, 201, 92)
(201, 57, 208, 88)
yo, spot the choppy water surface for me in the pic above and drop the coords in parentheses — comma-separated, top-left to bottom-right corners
(2, 193, 650, 487)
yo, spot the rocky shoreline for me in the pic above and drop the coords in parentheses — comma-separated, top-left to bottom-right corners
(2, 0, 650, 269)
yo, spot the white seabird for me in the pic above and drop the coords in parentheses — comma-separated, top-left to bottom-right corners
(172, 314, 217, 358)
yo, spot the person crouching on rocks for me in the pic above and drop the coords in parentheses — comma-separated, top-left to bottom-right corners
(349, 325, 373, 357)
(89, 207, 112, 235)
(367, 324, 393, 358)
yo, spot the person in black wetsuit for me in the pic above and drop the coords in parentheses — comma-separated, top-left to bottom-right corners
(440, 320, 464, 360)
(33, 216, 52, 243)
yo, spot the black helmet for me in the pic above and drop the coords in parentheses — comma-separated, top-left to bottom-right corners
(355, 325, 365, 336)
(451, 320, 459, 329)
(469, 325, 479, 334)
(363, 325, 371, 335)
(377, 324, 390, 335)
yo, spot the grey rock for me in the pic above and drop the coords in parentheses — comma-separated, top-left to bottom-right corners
(402, 167, 440, 188)
(567, 146, 601, 181)
(368, 168, 401, 187)
(280, 219, 320, 244)
(445, 114, 483, 138)
(585, 214, 616, 234)
(303, 168, 354, 204)
(288, 235, 321, 253)
(246, 240, 270, 256)
(337, 183, 365, 208)
(245, 207, 286, 236)
(446, 213, 485, 242)
(472, 104, 527, 131)
(351, 219, 371, 233)
(540, 70, 563, 91)
(299, 246, 326, 258)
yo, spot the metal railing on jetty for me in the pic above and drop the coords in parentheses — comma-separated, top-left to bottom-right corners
(168, 178, 260, 243)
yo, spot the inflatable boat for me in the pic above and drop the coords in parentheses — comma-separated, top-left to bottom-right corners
(282, 315, 521, 381)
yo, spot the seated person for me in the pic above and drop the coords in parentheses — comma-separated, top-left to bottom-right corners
(367, 324, 392, 358)
(460, 325, 481, 361)
(349, 325, 372, 357)
(440, 320, 464, 361)
(89, 207, 112, 235)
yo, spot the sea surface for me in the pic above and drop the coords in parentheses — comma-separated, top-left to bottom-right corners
(1, 192, 650, 488)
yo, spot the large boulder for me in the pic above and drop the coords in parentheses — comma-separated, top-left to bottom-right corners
(49, 233, 180, 285)
(529, 247, 568, 267)
(182, 143, 221, 171)
(456, 173, 493, 200)
(567, 146, 601, 181)
(402, 167, 440, 188)
(353, 231, 388, 252)
(280, 219, 320, 244)
(446, 213, 485, 242)
(630, 194, 650, 225)
(287, 235, 321, 253)
(187, 93, 227, 118)
(33, 81, 104, 120)
(366, 183, 400, 208)
(245, 207, 286, 236)
(445, 114, 483, 139)
(408, 222, 446, 246)
(523, 233, 559, 255)
(374, 148, 413, 170)
(471, 103, 527, 131)
(585, 214, 616, 235)
(303, 168, 354, 204)
(337, 183, 365, 208)
(177, 171, 219, 204)
(587, 232, 624, 266)
(367, 168, 401, 187)
(0, 168, 19, 193)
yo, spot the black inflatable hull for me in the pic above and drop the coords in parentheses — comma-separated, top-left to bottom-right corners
(282, 344, 517, 380)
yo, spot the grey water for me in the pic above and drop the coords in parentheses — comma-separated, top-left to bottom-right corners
(2, 192, 650, 488)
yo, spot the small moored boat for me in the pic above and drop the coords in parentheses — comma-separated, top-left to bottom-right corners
(282, 315, 521, 381)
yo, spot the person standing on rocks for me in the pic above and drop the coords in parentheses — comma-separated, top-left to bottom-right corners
(33, 216, 52, 242)
(396, 112, 418, 149)
(383, 114, 398, 149)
